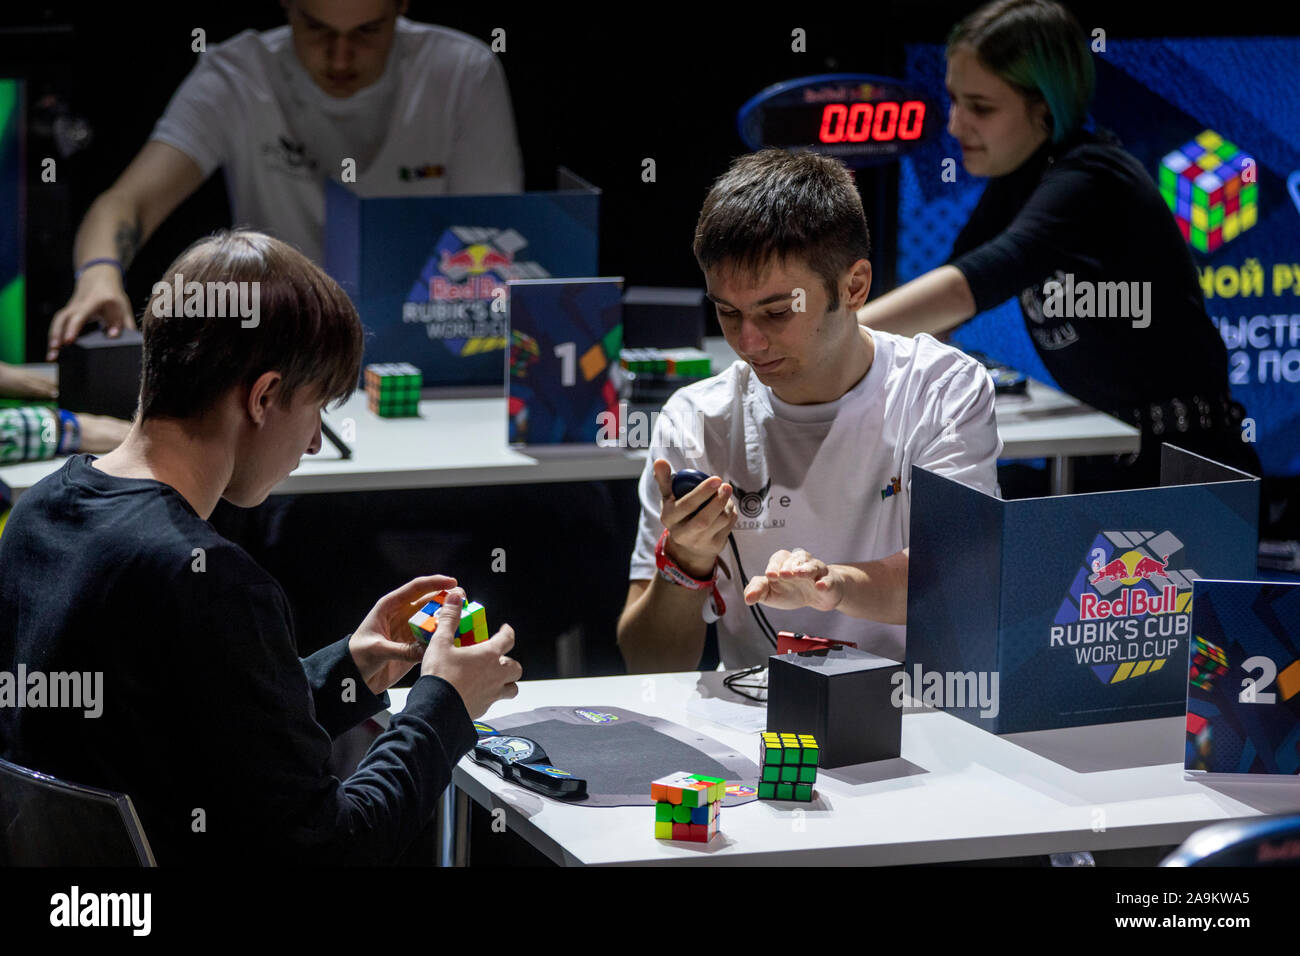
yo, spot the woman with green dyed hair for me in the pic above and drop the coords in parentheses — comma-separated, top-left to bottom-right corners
(858, 0, 1258, 491)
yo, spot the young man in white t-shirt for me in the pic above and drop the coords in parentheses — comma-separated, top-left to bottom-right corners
(618, 149, 1001, 671)
(47, 0, 523, 358)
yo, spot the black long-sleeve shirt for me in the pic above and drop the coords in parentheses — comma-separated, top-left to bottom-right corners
(949, 127, 1232, 416)
(0, 454, 477, 865)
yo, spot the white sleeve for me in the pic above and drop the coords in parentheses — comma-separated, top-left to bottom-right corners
(148, 55, 232, 178)
(911, 358, 1002, 495)
(627, 401, 702, 582)
(446, 54, 523, 194)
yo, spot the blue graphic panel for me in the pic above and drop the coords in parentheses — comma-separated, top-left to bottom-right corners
(900, 39, 1300, 474)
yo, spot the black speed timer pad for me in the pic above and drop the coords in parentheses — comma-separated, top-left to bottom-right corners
(469, 706, 760, 807)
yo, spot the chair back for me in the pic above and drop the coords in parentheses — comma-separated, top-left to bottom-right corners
(0, 756, 155, 866)
(1162, 815, 1300, 866)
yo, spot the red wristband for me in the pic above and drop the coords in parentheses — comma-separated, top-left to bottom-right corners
(654, 529, 727, 617)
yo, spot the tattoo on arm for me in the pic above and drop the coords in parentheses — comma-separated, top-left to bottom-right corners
(114, 219, 141, 269)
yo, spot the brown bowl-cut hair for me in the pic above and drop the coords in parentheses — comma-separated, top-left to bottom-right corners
(693, 148, 871, 312)
(138, 230, 363, 421)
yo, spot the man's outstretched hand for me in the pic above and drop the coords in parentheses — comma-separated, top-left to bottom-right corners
(743, 548, 844, 612)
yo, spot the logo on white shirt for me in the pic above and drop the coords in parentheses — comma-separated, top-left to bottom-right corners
(399, 163, 445, 181)
(731, 477, 772, 517)
(261, 135, 317, 178)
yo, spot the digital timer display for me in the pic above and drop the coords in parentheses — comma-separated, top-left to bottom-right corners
(737, 74, 939, 167)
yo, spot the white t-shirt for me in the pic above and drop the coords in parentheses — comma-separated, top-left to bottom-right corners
(149, 17, 524, 263)
(629, 330, 1002, 668)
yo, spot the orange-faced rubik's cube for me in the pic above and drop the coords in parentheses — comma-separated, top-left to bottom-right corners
(1189, 634, 1229, 690)
(1159, 130, 1257, 254)
(365, 362, 422, 417)
(651, 771, 725, 842)
(408, 591, 490, 647)
(758, 731, 818, 801)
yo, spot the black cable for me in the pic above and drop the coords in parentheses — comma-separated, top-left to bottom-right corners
(726, 531, 779, 648)
(722, 662, 767, 703)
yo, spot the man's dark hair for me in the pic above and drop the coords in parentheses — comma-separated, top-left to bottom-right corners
(693, 149, 871, 312)
(138, 230, 363, 421)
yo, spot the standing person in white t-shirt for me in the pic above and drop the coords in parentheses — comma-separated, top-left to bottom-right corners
(46, 0, 523, 358)
(618, 149, 1002, 672)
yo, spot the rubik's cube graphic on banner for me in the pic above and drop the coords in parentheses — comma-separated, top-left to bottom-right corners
(651, 771, 725, 842)
(1190, 634, 1229, 690)
(758, 731, 819, 801)
(364, 362, 422, 417)
(1185, 711, 1213, 771)
(1159, 130, 1257, 253)
(509, 329, 540, 378)
(408, 591, 489, 647)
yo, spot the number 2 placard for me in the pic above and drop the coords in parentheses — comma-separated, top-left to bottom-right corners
(1186, 580, 1300, 776)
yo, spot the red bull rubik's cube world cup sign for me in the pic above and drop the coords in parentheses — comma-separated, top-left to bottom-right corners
(324, 182, 599, 387)
(905, 449, 1259, 733)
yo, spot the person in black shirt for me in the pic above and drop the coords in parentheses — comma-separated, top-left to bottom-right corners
(857, 0, 1259, 490)
(0, 229, 522, 864)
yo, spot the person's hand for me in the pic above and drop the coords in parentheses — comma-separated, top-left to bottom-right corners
(349, 575, 459, 695)
(47, 269, 135, 360)
(76, 413, 132, 453)
(743, 548, 844, 612)
(0, 362, 57, 401)
(653, 458, 738, 579)
(420, 587, 522, 718)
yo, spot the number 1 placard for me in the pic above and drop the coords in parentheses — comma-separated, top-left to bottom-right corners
(506, 278, 623, 445)
(1186, 579, 1300, 776)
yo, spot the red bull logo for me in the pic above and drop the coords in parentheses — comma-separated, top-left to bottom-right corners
(1080, 585, 1179, 620)
(438, 243, 514, 277)
(1052, 531, 1193, 684)
(1090, 553, 1169, 583)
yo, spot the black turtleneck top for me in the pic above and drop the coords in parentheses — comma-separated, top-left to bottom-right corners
(948, 128, 1232, 417)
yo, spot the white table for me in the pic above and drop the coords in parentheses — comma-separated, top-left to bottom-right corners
(388, 672, 1300, 867)
(0, 344, 1137, 499)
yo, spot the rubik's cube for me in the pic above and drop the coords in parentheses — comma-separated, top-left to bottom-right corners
(364, 363, 422, 417)
(1159, 130, 1257, 253)
(758, 731, 818, 801)
(408, 591, 490, 647)
(620, 348, 712, 378)
(651, 771, 725, 842)
(1189, 634, 1229, 690)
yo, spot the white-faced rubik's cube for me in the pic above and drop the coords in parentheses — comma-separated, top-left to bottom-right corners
(651, 772, 725, 843)
(1189, 634, 1229, 690)
(408, 591, 490, 647)
(758, 731, 818, 801)
(1159, 130, 1257, 254)
(365, 362, 422, 417)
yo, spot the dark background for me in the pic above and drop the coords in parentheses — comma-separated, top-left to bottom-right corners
(5, 1, 1300, 360)
(2, 2, 1298, 677)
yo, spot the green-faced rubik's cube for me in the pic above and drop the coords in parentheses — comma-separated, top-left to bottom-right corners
(1189, 634, 1229, 690)
(408, 591, 490, 647)
(365, 362, 422, 417)
(651, 771, 725, 842)
(758, 731, 818, 801)
(620, 348, 712, 378)
(1159, 130, 1257, 254)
